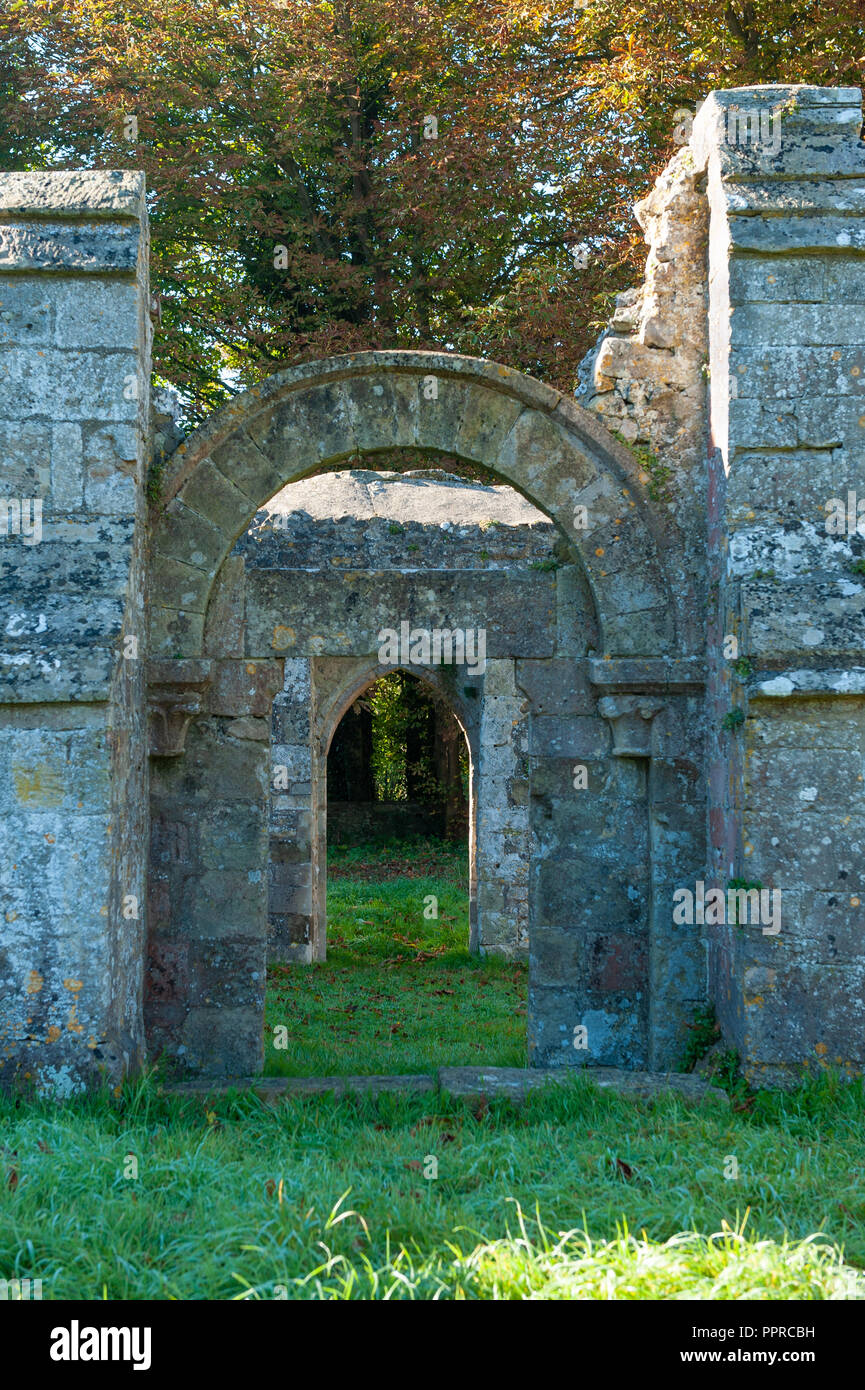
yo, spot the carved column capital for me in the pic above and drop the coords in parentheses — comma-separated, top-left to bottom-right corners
(147, 659, 213, 756)
(597, 694, 665, 757)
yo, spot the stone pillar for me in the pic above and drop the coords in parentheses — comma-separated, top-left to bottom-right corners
(146, 656, 279, 1075)
(590, 662, 708, 1070)
(694, 86, 865, 1081)
(477, 659, 531, 956)
(0, 172, 150, 1092)
(269, 657, 316, 962)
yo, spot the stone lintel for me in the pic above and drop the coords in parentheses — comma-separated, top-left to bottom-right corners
(588, 657, 705, 693)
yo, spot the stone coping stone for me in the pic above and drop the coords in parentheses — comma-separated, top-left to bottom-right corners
(168, 1074, 437, 1100)
(439, 1066, 727, 1104)
(0, 170, 145, 220)
(164, 1066, 727, 1104)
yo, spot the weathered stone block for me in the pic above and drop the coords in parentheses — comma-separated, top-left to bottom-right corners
(208, 660, 283, 717)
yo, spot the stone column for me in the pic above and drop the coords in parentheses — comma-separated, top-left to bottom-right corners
(477, 659, 531, 956)
(591, 662, 708, 1071)
(269, 657, 316, 962)
(693, 86, 865, 1082)
(0, 172, 150, 1092)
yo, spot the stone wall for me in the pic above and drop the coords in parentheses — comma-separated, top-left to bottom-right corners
(577, 146, 710, 645)
(580, 83, 865, 1083)
(0, 172, 150, 1093)
(692, 86, 865, 1083)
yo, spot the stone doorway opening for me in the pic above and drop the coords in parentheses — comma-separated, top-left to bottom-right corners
(264, 666, 527, 1076)
(323, 667, 475, 958)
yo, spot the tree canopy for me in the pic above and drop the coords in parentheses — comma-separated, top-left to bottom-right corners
(2, 1, 862, 419)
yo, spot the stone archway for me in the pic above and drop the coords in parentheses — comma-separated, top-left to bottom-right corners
(146, 351, 703, 1079)
(150, 351, 689, 661)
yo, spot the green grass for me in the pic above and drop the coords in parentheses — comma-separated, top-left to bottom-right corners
(4, 836, 862, 1300)
(264, 837, 527, 1075)
(1, 1071, 864, 1299)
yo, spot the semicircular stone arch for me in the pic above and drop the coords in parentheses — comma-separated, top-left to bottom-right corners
(150, 351, 689, 662)
(317, 658, 478, 763)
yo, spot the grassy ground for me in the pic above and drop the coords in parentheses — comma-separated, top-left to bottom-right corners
(1, 1071, 863, 1299)
(264, 838, 527, 1075)
(4, 837, 862, 1300)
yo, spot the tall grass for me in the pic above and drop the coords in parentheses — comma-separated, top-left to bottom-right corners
(1, 1070, 863, 1299)
(265, 837, 527, 1075)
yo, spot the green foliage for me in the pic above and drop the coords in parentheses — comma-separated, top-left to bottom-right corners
(680, 1003, 720, 1073)
(722, 706, 746, 731)
(727, 878, 764, 939)
(145, 457, 166, 506)
(369, 673, 425, 802)
(711, 1048, 747, 1098)
(615, 435, 674, 503)
(850, 558, 865, 576)
(731, 655, 754, 680)
(367, 673, 467, 807)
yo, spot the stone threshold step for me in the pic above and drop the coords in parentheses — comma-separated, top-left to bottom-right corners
(165, 1065, 727, 1104)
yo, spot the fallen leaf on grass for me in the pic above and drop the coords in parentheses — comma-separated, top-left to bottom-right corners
(616, 1157, 635, 1180)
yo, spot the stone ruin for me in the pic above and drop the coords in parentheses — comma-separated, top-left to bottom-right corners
(1, 85, 864, 1094)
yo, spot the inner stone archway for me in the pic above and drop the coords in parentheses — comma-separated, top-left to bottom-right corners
(253, 464, 553, 968)
(267, 649, 483, 968)
(315, 665, 476, 962)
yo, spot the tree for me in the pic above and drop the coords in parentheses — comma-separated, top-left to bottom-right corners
(2, 1, 862, 419)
